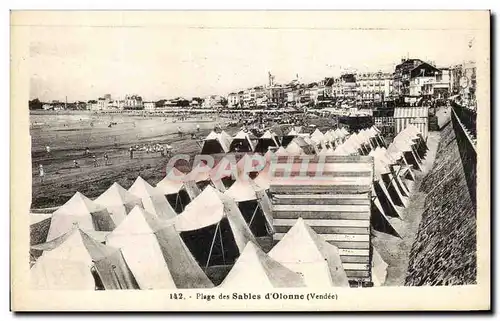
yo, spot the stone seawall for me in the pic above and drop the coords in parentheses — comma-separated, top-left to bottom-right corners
(405, 119, 476, 286)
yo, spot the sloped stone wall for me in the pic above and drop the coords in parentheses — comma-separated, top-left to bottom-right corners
(405, 120, 476, 286)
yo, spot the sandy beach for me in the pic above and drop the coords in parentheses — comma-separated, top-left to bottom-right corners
(30, 111, 236, 208)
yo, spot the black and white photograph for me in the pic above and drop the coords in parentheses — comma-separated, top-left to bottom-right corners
(10, 10, 490, 311)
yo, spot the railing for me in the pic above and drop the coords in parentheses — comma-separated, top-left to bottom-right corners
(451, 101, 477, 141)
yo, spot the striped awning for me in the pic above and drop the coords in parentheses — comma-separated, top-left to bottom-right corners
(394, 107, 429, 118)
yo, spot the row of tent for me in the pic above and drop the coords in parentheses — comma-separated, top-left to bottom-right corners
(201, 127, 351, 155)
(30, 124, 428, 289)
(30, 185, 352, 289)
(324, 125, 428, 238)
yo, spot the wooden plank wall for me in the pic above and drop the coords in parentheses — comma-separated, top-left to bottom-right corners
(269, 155, 374, 283)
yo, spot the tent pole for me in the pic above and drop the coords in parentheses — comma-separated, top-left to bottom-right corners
(179, 194, 184, 212)
(174, 193, 179, 212)
(218, 223, 226, 265)
(111, 264, 123, 290)
(205, 222, 220, 271)
(249, 204, 259, 227)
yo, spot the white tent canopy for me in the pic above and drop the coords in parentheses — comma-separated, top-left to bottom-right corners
(275, 146, 288, 155)
(310, 128, 325, 146)
(224, 175, 258, 202)
(219, 241, 306, 289)
(173, 186, 257, 267)
(31, 227, 136, 290)
(229, 130, 255, 152)
(268, 218, 350, 287)
(46, 192, 115, 242)
(201, 131, 231, 154)
(95, 182, 143, 226)
(156, 168, 186, 195)
(106, 206, 213, 289)
(128, 176, 177, 220)
(106, 206, 175, 289)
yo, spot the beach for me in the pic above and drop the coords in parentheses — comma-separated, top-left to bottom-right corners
(30, 111, 235, 209)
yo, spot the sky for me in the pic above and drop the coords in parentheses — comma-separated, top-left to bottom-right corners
(23, 12, 481, 102)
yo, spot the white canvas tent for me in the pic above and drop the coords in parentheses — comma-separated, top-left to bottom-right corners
(310, 128, 325, 146)
(174, 186, 257, 268)
(281, 128, 298, 147)
(95, 182, 143, 226)
(156, 168, 192, 213)
(46, 192, 116, 242)
(224, 174, 274, 237)
(219, 241, 306, 289)
(370, 150, 409, 208)
(156, 168, 185, 196)
(106, 206, 213, 289)
(255, 130, 280, 153)
(128, 176, 177, 220)
(268, 218, 350, 287)
(274, 146, 288, 156)
(229, 130, 255, 152)
(31, 227, 138, 290)
(200, 131, 231, 154)
(373, 147, 411, 197)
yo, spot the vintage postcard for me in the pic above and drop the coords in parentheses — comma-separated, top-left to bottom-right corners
(10, 11, 490, 311)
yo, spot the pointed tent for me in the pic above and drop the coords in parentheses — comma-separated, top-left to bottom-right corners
(219, 241, 306, 289)
(174, 186, 257, 268)
(229, 130, 255, 152)
(389, 138, 423, 171)
(310, 128, 325, 146)
(255, 130, 280, 153)
(374, 148, 411, 197)
(95, 182, 143, 226)
(31, 227, 138, 290)
(285, 140, 304, 155)
(46, 192, 116, 242)
(200, 131, 231, 154)
(275, 146, 288, 156)
(372, 158, 403, 220)
(281, 128, 298, 147)
(323, 129, 335, 146)
(268, 218, 349, 287)
(106, 206, 213, 289)
(156, 168, 191, 213)
(128, 176, 177, 220)
(370, 150, 409, 208)
(224, 174, 273, 237)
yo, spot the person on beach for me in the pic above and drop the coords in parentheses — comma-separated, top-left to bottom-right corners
(85, 147, 90, 156)
(46, 146, 51, 154)
(39, 164, 45, 183)
(104, 153, 109, 166)
(129, 146, 134, 159)
(177, 126, 183, 137)
(196, 124, 200, 132)
(73, 160, 79, 168)
(93, 155, 98, 167)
